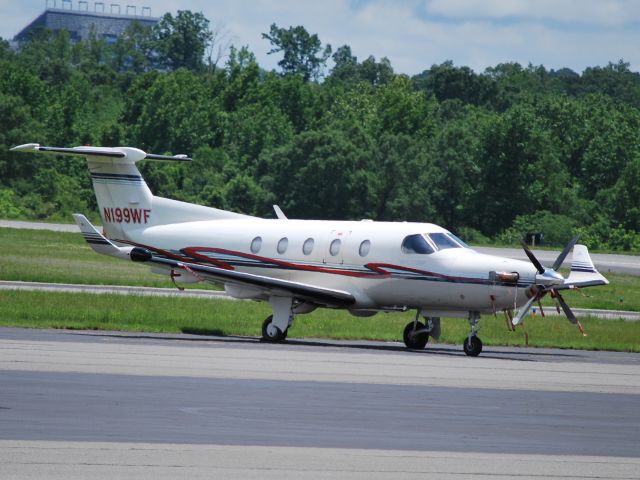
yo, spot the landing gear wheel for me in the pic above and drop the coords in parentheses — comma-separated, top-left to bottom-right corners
(261, 315, 287, 342)
(463, 336, 482, 357)
(403, 321, 429, 350)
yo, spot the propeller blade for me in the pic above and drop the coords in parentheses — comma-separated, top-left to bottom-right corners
(556, 292, 577, 324)
(557, 291, 587, 336)
(551, 235, 580, 271)
(520, 240, 545, 274)
(512, 294, 538, 326)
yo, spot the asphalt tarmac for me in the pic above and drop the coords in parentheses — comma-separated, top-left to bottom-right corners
(1, 328, 639, 479)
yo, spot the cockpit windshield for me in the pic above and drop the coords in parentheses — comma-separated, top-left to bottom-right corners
(401, 232, 468, 254)
(428, 232, 467, 250)
(446, 232, 469, 248)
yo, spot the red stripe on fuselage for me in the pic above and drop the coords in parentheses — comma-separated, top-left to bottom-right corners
(181, 247, 389, 278)
(116, 241, 487, 284)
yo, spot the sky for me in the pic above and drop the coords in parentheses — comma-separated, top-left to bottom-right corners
(1, 0, 640, 75)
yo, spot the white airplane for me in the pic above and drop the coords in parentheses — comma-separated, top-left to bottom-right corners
(12, 143, 610, 356)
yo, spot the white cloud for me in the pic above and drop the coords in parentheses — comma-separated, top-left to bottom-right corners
(424, 0, 640, 27)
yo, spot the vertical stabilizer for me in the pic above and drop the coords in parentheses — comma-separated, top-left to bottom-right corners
(11, 143, 252, 241)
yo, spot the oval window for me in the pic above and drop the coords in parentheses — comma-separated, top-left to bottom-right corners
(303, 237, 314, 255)
(277, 237, 288, 255)
(359, 240, 371, 257)
(250, 236, 262, 254)
(329, 238, 341, 256)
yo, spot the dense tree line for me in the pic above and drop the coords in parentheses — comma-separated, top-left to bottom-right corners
(1, 11, 640, 251)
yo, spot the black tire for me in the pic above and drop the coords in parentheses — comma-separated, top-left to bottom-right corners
(403, 321, 429, 350)
(261, 315, 287, 342)
(463, 336, 483, 357)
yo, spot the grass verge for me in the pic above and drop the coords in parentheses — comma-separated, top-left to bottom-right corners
(1, 290, 639, 352)
(0, 227, 211, 289)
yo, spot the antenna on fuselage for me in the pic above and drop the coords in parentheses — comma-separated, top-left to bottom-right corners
(273, 205, 288, 220)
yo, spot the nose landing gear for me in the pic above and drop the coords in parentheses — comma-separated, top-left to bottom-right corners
(463, 311, 483, 356)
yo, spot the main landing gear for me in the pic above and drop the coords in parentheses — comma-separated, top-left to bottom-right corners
(261, 296, 293, 343)
(403, 311, 440, 350)
(261, 315, 288, 342)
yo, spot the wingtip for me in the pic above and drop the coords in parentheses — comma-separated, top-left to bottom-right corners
(10, 143, 40, 152)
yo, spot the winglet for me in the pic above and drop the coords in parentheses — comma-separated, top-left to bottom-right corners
(10, 143, 41, 152)
(72, 213, 132, 259)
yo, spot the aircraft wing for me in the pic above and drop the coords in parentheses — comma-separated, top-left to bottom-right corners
(130, 247, 356, 308)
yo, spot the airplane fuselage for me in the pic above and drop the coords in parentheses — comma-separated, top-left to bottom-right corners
(124, 218, 538, 316)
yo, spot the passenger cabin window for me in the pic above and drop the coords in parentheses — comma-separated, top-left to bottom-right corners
(250, 236, 262, 254)
(401, 234, 434, 254)
(359, 240, 371, 257)
(277, 237, 288, 254)
(329, 238, 341, 256)
(428, 232, 464, 251)
(303, 237, 314, 255)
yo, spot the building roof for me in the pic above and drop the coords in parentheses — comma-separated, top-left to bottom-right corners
(14, 6, 159, 42)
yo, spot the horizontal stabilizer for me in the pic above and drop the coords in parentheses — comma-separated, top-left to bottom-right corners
(560, 245, 609, 290)
(11, 143, 191, 162)
(72, 214, 132, 259)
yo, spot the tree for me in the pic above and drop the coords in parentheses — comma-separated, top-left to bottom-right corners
(132, 69, 219, 153)
(112, 20, 154, 73)
(415, 61, 495, 106)
(262, 24, 331, 82)
(605, 153, 640, 231)
(153, 11, 213, 71)
(359, 56, 394, 86)
(261, 128, 368, 219)
(580, 60, 640, 107)
(330, 44, 358, 81)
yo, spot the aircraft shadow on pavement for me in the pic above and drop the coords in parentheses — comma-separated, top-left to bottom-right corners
(74, 330, 581, 361)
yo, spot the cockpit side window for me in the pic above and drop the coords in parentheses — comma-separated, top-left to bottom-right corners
(428, 232, 463, 250)
(401, 234, 435, 254)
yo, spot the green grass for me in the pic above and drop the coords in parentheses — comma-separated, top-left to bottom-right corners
(1, 290, 639, 352)
(543, 273, 639, 312)
(0, 227, 211, 289)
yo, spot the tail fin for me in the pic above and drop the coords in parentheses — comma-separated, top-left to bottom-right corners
(11, 143, 249, 240)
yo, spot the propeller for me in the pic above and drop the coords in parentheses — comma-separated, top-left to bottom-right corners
(512, 236, 583, 332)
